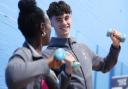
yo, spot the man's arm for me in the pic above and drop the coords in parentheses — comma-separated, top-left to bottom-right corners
(92, 44, 121, 73)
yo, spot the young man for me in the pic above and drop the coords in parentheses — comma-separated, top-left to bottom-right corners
(43, 1, 121, 89)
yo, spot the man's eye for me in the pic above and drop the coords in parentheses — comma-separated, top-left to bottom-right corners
(57, 19, 62, 22)
(65, 17, 69, 20)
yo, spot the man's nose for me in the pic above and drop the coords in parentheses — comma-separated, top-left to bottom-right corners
(62, 19, 67, 25)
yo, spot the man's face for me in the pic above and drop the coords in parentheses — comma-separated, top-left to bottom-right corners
(51, 13, 72, 38)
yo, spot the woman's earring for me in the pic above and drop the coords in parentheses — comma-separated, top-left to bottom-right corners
(42, 32, 46, 37)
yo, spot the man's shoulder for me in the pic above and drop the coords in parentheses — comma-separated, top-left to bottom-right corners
(74, 42, 93, 53)
(74, 42, 88, 48)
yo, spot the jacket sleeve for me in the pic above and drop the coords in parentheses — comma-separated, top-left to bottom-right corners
(92, 44, 121, 73)
(5, 50, 49, 89)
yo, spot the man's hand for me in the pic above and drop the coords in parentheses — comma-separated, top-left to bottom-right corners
(110, 28, 121, 48)
(64, 52, 76, 75)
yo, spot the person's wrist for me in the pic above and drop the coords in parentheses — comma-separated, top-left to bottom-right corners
(65, 63, 73, 75)
(112, 43, 120, 49)
(64, 68, 71, 78)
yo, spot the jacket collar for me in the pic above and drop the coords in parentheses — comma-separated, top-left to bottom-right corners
(23, 42, 42, 60)
(48, 37, 77, 48)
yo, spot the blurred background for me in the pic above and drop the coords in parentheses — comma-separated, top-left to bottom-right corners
(0, 0, 128, 89)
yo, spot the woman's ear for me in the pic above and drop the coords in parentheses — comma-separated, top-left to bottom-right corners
(40, 23, 45, 30)
(40, 23, 46, 37)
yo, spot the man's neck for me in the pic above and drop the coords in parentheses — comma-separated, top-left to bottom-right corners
(57, 35, 70, 38)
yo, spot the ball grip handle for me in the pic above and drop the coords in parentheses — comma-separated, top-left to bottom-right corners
(54, 48, 80, 69)
(107, 29, 126, 42)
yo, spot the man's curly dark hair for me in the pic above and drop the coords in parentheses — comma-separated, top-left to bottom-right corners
(47, 1, 72, 18)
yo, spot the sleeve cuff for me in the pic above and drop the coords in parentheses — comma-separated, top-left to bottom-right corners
(111, 44, 121, 51)
(63, 70, 71, 79)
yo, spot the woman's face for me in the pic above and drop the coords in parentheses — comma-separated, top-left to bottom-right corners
(41, 16, 51, 45)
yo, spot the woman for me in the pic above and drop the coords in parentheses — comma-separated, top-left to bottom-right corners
(5, 0, 76, 89)
(5, 0, 54, 89)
